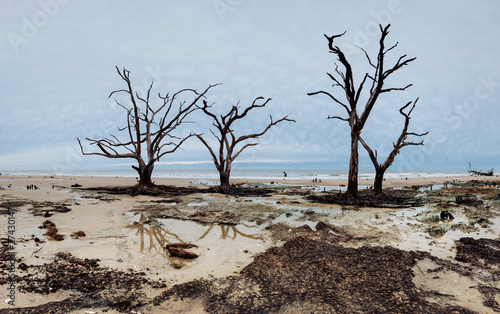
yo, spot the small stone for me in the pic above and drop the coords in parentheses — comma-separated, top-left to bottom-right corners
(18, 263, 28, 271)
(71, 231, 86, 239)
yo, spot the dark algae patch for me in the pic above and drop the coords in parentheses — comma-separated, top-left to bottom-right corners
(3, 237, 494, 313)
(153, 237, 474, 313)
(4, 253, 165, 313)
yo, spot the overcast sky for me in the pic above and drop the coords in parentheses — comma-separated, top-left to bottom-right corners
(1, 0, 499, 174)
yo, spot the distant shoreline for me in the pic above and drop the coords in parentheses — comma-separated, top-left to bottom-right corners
(1, 173, 498, 189)
(0, 169, 485, 179)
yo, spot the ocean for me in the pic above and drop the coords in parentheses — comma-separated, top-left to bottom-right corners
(1, 168, 472, 181)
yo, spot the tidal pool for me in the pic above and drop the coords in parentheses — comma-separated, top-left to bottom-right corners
(122, 213, 265, 272)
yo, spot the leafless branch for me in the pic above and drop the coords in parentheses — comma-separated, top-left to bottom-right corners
(78, 66, 219, 185)
(327, 115, 349, 122)
(197, 97, 295, 187)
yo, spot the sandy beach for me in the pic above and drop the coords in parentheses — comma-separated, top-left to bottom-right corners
(0, 174, 499, 313)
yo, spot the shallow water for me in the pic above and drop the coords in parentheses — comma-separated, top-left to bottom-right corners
(122, 213, 264, 269)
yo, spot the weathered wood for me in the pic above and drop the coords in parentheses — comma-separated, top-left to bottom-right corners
(468, 163, 494, 176)
(360, 99, 428, 195)
(308, 24, 416, 197)
(77, 67, 218, 186)
(197, 98, 295, 189)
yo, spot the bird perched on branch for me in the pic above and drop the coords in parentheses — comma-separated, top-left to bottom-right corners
(324, 31, 346, 51)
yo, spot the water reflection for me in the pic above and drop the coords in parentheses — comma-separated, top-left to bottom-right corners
(124, 214, 262, 259)
(197, 223, 262, 241)
(125, 214, 183, 258)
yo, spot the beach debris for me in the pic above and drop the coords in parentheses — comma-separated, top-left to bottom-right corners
(29, 201, 72, 216)
(42, 220, 65, 241)
(165, 243, 199, 259)
(15, 252, 157, 312)
(42, 220, 56, 228)
(31, 235, 45, 245)
(455, 237, 500, 269)
(18, 262, 28, 271)
(117, 258, 123, 262)
(155, 236, 476, 313)
(27, 184, 39, 190)
(71, 231, 86, 239)
(468, 162, 494, 176)
(307, 190, 422, 208)
(455, 195, 483, 206)
(439, 210, 454, 221)
(71, 183, 82, 187)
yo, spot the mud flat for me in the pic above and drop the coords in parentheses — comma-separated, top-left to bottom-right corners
(0, 175, 499, 313)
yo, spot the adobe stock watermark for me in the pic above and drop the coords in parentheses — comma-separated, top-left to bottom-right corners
(213, 0, 245, 22)
(7, 0, 71, 54)
(397, 74, 500, 172)
(51, 65, 171, 174)
(342, 0, 405, 57)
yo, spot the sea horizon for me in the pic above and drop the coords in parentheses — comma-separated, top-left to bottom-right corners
(0, 168, 478, 181)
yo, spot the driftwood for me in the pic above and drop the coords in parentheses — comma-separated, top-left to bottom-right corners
(468, 163, 493, 176)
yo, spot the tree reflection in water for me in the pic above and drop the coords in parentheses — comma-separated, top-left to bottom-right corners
(196, 223, 262, 241)
(125, 214, 262, 260)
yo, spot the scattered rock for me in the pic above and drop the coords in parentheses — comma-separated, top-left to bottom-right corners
(18, 263, 28, 271)
(165, 243, 199, 259)
(440, 210, 454, 221)
(71, 231, 86, 239)
(42, 220, 56, 228)
(42, 220, 65, 241)
(171, 261, 183, 269)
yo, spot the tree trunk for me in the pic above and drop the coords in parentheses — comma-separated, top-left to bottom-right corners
(346, 131, 359, 196)
(134, 163, 154, 186)
(373, 167, 386, 195)
(219, 171, 231, 190)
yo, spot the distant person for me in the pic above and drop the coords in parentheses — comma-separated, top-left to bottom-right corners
(283, 171, 287, 178)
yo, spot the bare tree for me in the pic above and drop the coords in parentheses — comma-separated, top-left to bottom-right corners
(359, 98, 428, 195)
(77, 67, 218, 186)
(196, 97, 295, 190)
(308, 24, 415, 197)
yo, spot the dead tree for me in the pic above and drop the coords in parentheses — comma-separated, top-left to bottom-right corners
(197, 98, 295, 190)
(78, 67, 218, 186)
(308, 24, 415, 197)
(468, 163, 494, 176)
(359, 98, 428, 195)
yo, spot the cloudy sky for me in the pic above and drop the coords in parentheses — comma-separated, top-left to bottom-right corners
(1, 0, 499, 174)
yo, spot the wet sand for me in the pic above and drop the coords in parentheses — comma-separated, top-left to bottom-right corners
(0, 174, 499, 313)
